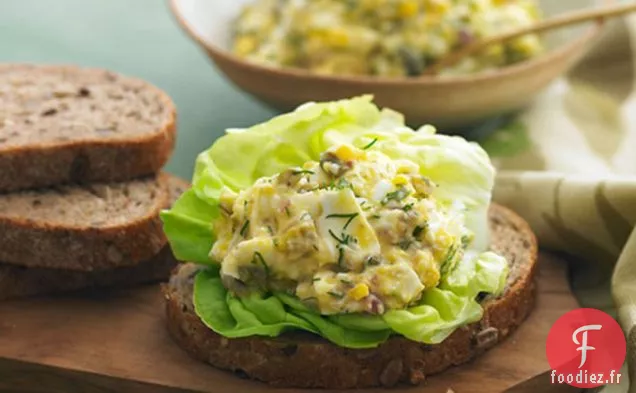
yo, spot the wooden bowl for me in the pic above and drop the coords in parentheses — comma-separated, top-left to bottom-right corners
(169, 0, 605, 130)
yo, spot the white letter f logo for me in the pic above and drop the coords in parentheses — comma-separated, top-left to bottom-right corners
(572, 324, 602, 368)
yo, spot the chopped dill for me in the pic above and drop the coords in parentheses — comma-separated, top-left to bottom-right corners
(292, 169, 315, 175)
(398, 239, 413, 250)
(440, 245, 459, 277)
(444, 245, 459, 265)
(337, 247, 345, 267)
(239, 220, 250, 237)
(326, 212, 359, 230)
(360, 201, 373, 211)
(322, 178, 353, 191)
(328, 229, 352, 245)
(253, 251, 270, 275)
(338, 178, 353, 190)
(328, 291, 345, 299)
(382, 187, 409, 205)
(362, 138, 378, 150)
(461, 235, 472, 248)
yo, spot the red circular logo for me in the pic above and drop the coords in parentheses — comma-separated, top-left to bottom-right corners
(546, 308, 626, 388)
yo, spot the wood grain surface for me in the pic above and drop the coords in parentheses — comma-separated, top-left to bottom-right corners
(0, 253, 578, 393)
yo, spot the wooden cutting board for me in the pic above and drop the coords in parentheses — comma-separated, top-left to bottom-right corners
(0, 253, 578, 393)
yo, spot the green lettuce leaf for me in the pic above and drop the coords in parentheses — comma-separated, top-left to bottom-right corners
(194, 266, 318, 337)
(193, 251, 508, 348)
(160, 189, 218, 263)
(164, 96, 507, 348)
(194, 266, 392, 348)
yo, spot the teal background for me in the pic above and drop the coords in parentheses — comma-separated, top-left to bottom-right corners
(0, 0, 512, 179)
(0, 0, 275, 180)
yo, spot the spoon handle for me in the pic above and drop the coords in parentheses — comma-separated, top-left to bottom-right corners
(424, 2, 636, 75)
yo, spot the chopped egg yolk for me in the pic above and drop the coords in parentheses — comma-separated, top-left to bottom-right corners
(210, 144, 472, 315)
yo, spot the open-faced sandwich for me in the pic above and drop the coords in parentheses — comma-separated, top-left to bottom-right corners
(161, 96, 538, 389)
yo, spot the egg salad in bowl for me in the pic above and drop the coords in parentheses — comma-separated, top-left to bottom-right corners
(231, 0, 544, 76)
(162, 96, 508, 348)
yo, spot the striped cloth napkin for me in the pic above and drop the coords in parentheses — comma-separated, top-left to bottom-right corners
(480, 17, 636, 393)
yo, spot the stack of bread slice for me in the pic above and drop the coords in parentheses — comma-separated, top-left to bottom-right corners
(0, 64, 186, 300)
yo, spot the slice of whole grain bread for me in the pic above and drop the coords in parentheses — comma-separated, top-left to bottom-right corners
(0, 64, 176, 192)
(0, 173, 181, 271)
(0, 175, 189, 300)
(163, 203, 538, 389)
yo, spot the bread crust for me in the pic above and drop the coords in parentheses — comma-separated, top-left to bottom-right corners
(163, 204, 538, 388)
(0, 174, 183, 271)
(0, 64, 177, 192)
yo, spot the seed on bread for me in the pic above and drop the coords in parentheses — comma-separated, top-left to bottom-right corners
(0, 64, 176, 192)
(163, 204, 538, 389)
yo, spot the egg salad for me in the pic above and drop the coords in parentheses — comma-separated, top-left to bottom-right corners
(231, 0, 544, 76)
(211, 144, 472, 315)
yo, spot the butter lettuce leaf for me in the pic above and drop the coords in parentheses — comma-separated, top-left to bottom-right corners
(194, 266, 318, 337)
(194, 266, 392, 348)
(164, 96, 507, 348)
(160, 189, 219, 264)
(193, 251, 508, 348)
